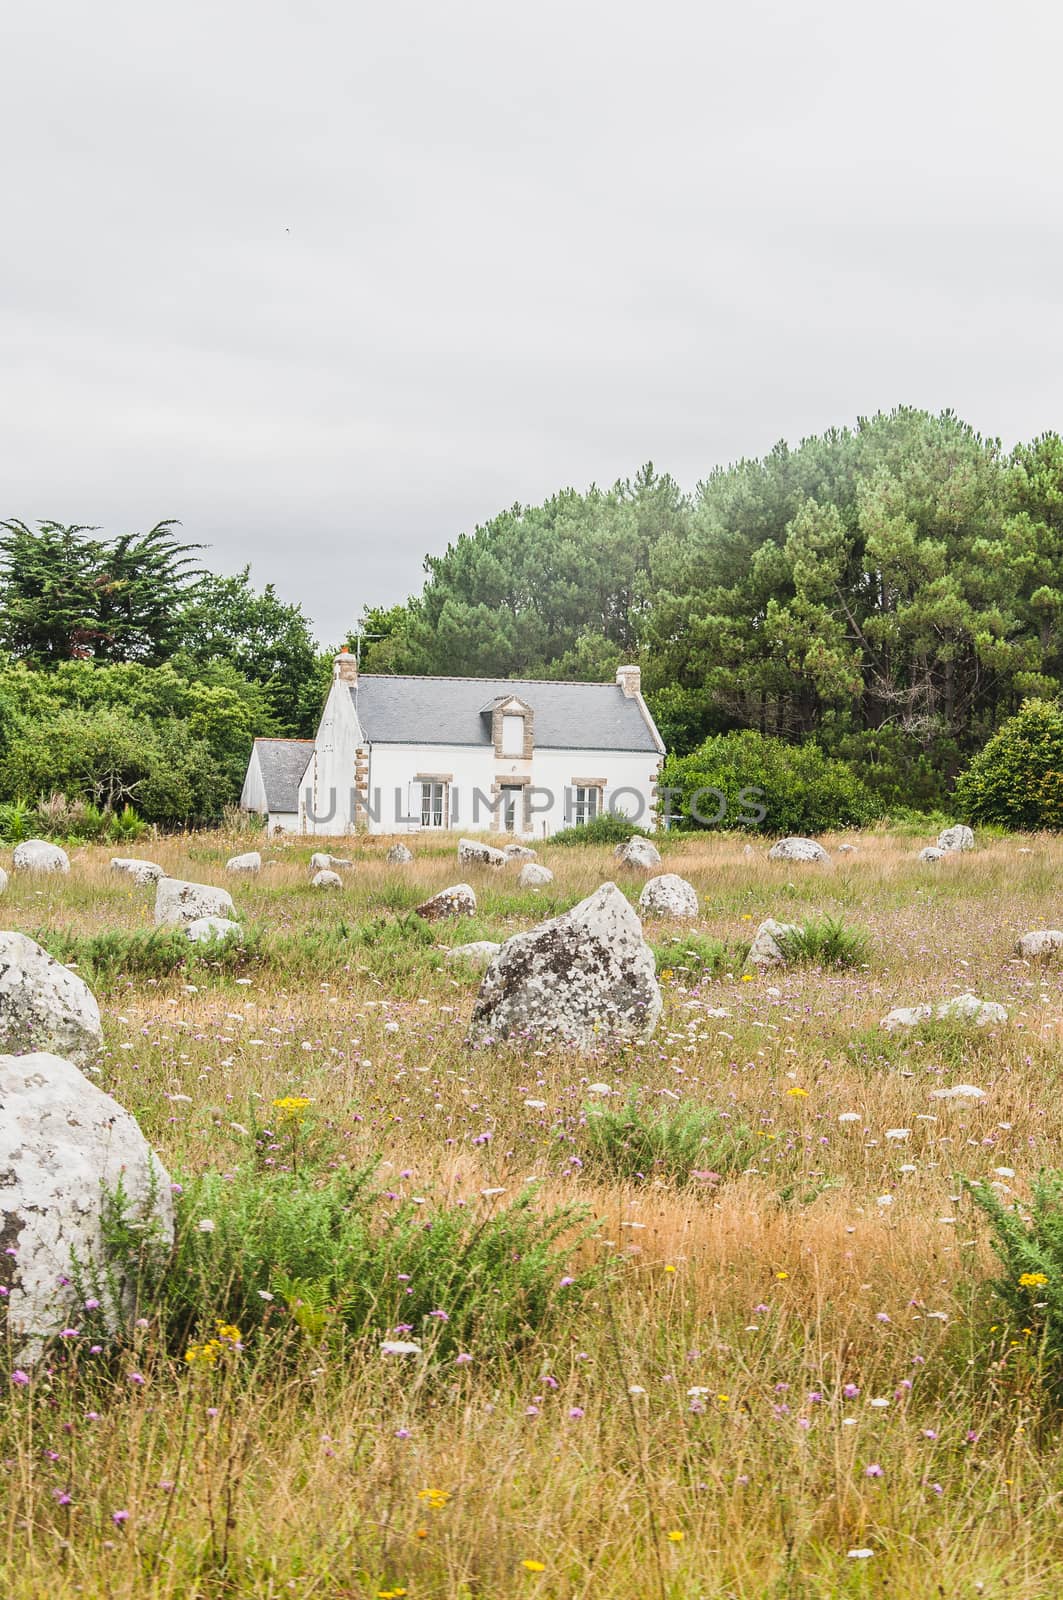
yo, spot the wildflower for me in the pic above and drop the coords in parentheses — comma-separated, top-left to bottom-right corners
(663, 1264, 677, 1274)
(380, 1340, 421, 1356)
(864, 1463, 884, 1478)
(786, 1086, 809, 1098)
(197, 1219, 216, 1234)
(10, 1370, 30, 1386)
(417, 1488, 450, 1510)
(185, 1339, 222, 1367)
(775, 1271, 789, 1280)
(843, 1383, 860, 1399)
(111, 1510, 130, 1526)
(666, 1529, 684, 1542)
(1019, 1272, 1048, 1288)
(848, 1548, 874, 1559)
(272, 1095, 313, 1116)
(521, 1559, 546, 1571)
(741, 974, 754, 982)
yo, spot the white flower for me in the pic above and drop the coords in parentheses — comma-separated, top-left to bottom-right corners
(931, 1084, 986, 1101)
(876, 1195, 893, 1207)
(687, 1386, 710, 1396)
(838, 1112, 861, 1124)
(257, 1290, 274, 1302)
(384, 1021, 400, 1033)
(587, 1083, 612, 1096)
(197, 1219, 216, 1233)
(848, 1548, 874, 1559)
(868, 1397, 889, 1408)
(380, 1340, 422, 1356)
(628, 1384, 647, 1396)
(885, 1129, 910, 1141)
(523, 1099, 547, 1110)
(992, 1166, 1016, 1178)
(480, 1187, 506, 1197)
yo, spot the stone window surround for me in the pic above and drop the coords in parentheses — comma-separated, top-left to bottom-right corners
(414, 772, 453, 829)
(491, 697, 534, 760)
(492, 773, 532, 832)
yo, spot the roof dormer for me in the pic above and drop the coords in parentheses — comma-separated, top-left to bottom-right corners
(483, 694, 534, 759)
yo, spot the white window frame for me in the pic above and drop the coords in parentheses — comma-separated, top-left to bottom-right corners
(501, 713, 525, 756)
(573, 785, 600, 825)
(419, 780, 446, 829)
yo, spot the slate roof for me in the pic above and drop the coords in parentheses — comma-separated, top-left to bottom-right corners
(352, 676, 662, 752)
(252, 738, 314, 811)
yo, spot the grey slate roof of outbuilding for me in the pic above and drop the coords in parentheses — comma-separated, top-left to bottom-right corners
(253, 738, 314, 811)
(352, 676, 662, 751)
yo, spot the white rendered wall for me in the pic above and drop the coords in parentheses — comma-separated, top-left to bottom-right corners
(240, 748, 268, 814)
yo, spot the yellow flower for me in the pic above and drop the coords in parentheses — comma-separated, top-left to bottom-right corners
(786, 1087, 809, 1098)
(776, 1270, 789, 1280)
(521, 1559, 546, 1572)
(741, 973, 754, 982)
(666, 1528, 684, 1542)
(272, 1095, 313, 1117)
(1019, 1272, 1048, 1288)
(659, 968, 674, 982)
(215, 1321, 243, 1346)
(184, 1339, 222, 1367)
(716, 1393, 729, 1407)
(663, 1264, 677, 1274)
(417, 1488, 450, 1510)
(741, 914, 753, 921)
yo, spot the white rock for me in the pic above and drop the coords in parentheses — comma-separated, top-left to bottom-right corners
(613, 836, 662, 871)
(154, 878, 236, 928)
(186, 916, 243, 943)
(0, 1051, 174, 1360)
(1017, 929, 1063, 960)
(504, 844, 537, 862)
(386, 843, 413, 865)
(0, 932, 103, 1064)
(767, 837, 828, 863)
(311, 869, 343, 890)
(415, 883, 477, 922)
(0, 867, 7, 894)
(937, 824, 975, 853)
(458, 838, 507, 868)
(226, 851, 261, 875)
(310, 852, 351, 871)
(838, 843, 857, 853)
(110, 857, 165, 885)
(747, 916, 801, 967)
(881, 993, 1008, 1031)
(467, 881, 662, 1050)
(919, 847, 946, 863)
(12, 840, 69, 875)
(446, 941, 501, 970)
(520, 863, 554, 889)
(930, 1083, 987, 1102)
(638, 873, 698, 918)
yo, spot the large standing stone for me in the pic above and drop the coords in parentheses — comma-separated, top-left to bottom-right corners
(387, 844, 413, 864)
(613, 836, 662, 871)
(767, 837, 829, 863)
(881, 992, 1008, 1031)
(520, 862, 554, 889)
(638, 873, 698, 918)
(504, 844, 537, 862)
(415, 883, 477, 922)
(110, 858, 165, 885)
(13, 840, 69, 875)
(155, 878, 236, 928)
(458, 838, 506, 869)
(0, 933, 102, 1064)
(467, 881, 662, 1050)
(747, 916, 802, 967)
(310, 852, 351, 871)
(919, 847, 946, 863)
(1017, 929, 1063, 960)
(937, 824, 975, 853)
(0, 1051, 174, 1360)
(226, 851, 261, 875)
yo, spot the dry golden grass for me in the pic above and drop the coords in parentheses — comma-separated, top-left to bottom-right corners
(4, 825, 1063, 1597)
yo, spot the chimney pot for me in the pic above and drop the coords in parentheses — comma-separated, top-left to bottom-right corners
(334, 648, 358, 684)
(616, 664, 641, 698)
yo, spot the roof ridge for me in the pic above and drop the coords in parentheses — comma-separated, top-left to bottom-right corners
(359, 673, 622, 688)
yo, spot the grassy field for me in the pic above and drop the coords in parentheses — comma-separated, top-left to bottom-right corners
(4, 824, 1063, 1598)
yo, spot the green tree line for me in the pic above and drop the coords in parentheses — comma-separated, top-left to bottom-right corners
(356, 409, 1063, 809)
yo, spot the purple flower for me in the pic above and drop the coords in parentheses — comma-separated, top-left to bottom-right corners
(559, 1276, 575, 1288)
(10, 1370, 30, 1387)
(864, 1463, 884, 1479)
(112, 1510, 130, 1526)
(454, 1352, 472, 1366)
(568, 1407, 585, 1420)
(843, 1383, 860, 1399)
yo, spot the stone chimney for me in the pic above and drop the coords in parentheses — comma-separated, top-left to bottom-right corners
(615, 664, 641, 699)
(334, 647, 358, 685)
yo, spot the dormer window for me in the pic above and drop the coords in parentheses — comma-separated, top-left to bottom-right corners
(501, 713, 525, 756)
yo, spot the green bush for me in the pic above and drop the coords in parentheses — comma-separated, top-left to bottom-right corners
(581, 1093, 759, 1186)
(964, 1170, 1063, 1397)
(551, 812, 651, 847)
(776, 916, 872, 970)
(815, 724, 958, 812)
(953, 699, 1063, 830)
(650, 931, 749, 983)
(660, 729, 877, 836)
(162, 1169, 601, 1364)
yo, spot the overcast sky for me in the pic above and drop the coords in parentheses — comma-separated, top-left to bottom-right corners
(5, 0, 1062, 644)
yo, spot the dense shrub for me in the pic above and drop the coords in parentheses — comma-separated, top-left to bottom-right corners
(815, 724, 958, 812)
(953, 699, 1063, 830)
(162, 1169, 601, 1364)
(581, 1094, 759, 1186)
(660, 729, 877, 835)
(965, 1170, 1063, 1397)
(776, 916, 873, 970)
(551, 812, 651, 846)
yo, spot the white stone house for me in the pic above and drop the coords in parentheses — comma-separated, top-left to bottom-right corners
(240, 652, 665, 838)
